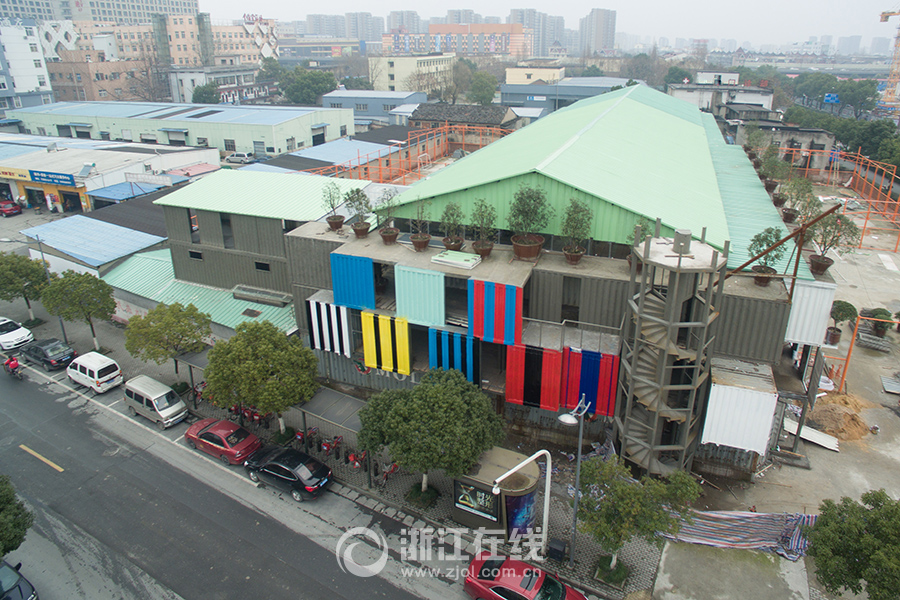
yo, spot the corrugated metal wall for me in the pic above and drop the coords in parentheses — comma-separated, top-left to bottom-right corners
(196, 210, 224, 246)
(330, 254, 375, 309)
(395, 265, 445, 326)
(292, 284, 322, 334)
(170, 245, 290, 292)
(713, 293, 790, 364)
(784, 279, 837, 345)
(579, 277, 631, 328)
(163, 206, 191, 243)
(285, 235, 341, 290)
(315, 350, 417, 392)
(232, 215, 285, 258)
(527, 270, 562, 322)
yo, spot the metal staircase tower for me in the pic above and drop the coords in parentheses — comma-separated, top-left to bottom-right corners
(615, 228, 728, 476)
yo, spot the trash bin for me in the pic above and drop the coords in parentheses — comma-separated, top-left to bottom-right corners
(548, 538, 567, 562)
(33, 206, 41, 215)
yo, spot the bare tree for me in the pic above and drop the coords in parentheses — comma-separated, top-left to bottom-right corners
(130, 50, 171, 102)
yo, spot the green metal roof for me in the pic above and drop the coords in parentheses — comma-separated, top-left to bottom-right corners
(154, 170, 369, 222)
(701, 116, 813, 281)
(102, 249, 297, 333)
(391, 85, 729, 247)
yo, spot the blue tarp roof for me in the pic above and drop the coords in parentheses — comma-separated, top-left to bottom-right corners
(20, 215, 165, 267)
(88, 182, 165, 202)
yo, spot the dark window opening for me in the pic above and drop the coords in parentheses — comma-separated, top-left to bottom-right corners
(374, 262, 394, 304)
(255, 261, 270, 272)
(189, 250, 203, 260)
(445, 276, 468, 327)
(220, 213, 234, 248)
(480, 341, 505, 395)
(561, 276, 580, 322)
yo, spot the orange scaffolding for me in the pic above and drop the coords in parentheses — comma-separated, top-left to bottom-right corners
(297, 124, 511, 185)
(820, 314, 900, 394)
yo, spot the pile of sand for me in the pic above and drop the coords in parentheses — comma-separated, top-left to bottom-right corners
(807, 392, 874, 441)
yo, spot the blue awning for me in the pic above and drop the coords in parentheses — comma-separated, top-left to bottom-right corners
(67, 122, 93, 128)
(0, 118, 21, 125)
(159, 128, 189, 133)
(311, 123, 329, 129)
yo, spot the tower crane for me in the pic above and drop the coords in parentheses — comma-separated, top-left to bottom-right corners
(879, 10, 900, 114)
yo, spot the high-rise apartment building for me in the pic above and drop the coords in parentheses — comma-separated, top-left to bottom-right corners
(870, 37, 891, 55)
(445, 10, 481, 25)
(836, 35, 861, 55)
(345, 12, 384, 42)
(508, 9, 566, 57)
(579, 8, 616, 55)
(0, 19, 52, 116)
(388, 11, 423, 34)
(307, 14, 346, 38)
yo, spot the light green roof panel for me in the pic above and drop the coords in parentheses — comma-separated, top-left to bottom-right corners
(391, 85, 729, 247)
(154, 170, 369, 222)
(701, 115, 812, 281)
(103, 249, 297, 332)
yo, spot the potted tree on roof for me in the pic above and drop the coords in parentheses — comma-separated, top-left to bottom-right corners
(344, 188, 372, 239)
(561, 197, 592, 265)
(321, 181, 344, 231)
(470, 198, 496, 259)
(807, 212, 860, 276)
(747, 226, 786, 287)
(508, 184, 554, 260)
(439, 201, 465, 251)
(782, 176, 816, 224)
(377, 188, 400, 245)
(410, 197, 431, 252)
(871, 308, 894, 338)
(826, 300, 856, 345)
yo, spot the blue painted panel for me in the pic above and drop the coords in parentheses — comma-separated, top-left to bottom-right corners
(330, 254, 375, 310)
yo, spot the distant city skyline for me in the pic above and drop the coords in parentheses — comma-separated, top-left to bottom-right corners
(201, 0, 897, 50)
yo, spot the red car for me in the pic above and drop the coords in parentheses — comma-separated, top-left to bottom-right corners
(464, 553, 588, 600)
(0, 200, 21, 217)
(184, 418, 262, 465)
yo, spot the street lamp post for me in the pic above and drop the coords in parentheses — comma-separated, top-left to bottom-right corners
(0, 235, 68, 344)
(491, 449, 552, 559)
(558, 394, 589, 569)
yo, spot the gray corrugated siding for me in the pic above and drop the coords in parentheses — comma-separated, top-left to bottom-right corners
(285, 235, 342, 289)
(293, 284, 321, 334)
(713, 293, 790, 364)
(231, 215, 285, 257)
(196, 210, 224, 246)
(170, 244, 290, 292)
(163, 206, 192, 243)
(526, 270, 563, 322)
(315, 350, 417, 392)
(579, 277, 631, 328)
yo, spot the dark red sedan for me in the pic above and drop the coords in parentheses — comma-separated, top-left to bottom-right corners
(184, 418, 262, 465)
(0, 200, 21, 217)
(464, 552, 588, 600)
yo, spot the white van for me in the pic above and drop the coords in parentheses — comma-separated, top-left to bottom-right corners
(123, 375, 188, 430)
(66, 352, 123, 393)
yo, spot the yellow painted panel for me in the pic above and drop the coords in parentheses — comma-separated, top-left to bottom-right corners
(395, 317, 410, 375)
(378, 314, 394, 371)
(361, 311, 378, 370)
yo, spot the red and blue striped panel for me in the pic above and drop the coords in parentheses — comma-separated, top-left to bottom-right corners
(505, 345, 561, 411)
(468, 279, 522, 346)
(562, 348, 620, 416)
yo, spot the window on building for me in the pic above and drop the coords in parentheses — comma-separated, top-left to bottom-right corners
(98, 89, 107, 97)
(189, 250, 202, 260)
(32, 59, 41, 68)
(340, 125, 347, 136)
(29, 43, 37, 52)
(388, 74, 394, 81)
(75, 73, 81, 81)
(388, 61, 394, 67)
(224, 139, 235, 151)
(0, 99, 9, 109)
(42, 95, 51, 104)
(383, 104, 396, 111)
(36, 126, 45, 135)
(255, 261, 270, 272)
(196, 137, 208, 146)
(37, 76, 45, 86)
(355, 103, 368, 111)
(220, 213, 234, 248)
(12, 97, 21, 108)
(24, 27, 32, 36)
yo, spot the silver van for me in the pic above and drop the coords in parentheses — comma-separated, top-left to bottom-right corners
(123, 375, 188, 430)
(66, 352, 123, 393)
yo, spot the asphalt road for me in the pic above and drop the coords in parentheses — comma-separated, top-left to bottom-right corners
(0, 366, 423, 600)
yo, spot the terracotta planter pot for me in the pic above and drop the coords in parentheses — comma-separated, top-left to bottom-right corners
(752, 265, 776, 287)
(752, 158, 762, 169)
(772, 194, 787, 208)
(747, 151, 757, 160)
(473, 241, 493, 259)
(326, 215, 344, 231)
(564, 246, 585, 265)
(380, 228, 399, 245)
(782, 208, 799, 224)
(824, 326, 842, 346)
(352, 222, 370, 238)
(874, 327, 888, 338)
(442, 236, 463, 251)
(764, 179, 778, 193)
(626, 253, 643, 273)
(808, 254, 834, 276)
(410, 233, 431, 252)
(511, 234, 544, 260)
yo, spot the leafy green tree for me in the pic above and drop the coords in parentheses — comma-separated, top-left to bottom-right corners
(837, 79, 878, 119)
(41, 271, 115, 351)
(124, 303, 212, 374)
(581, 65, 603, 77)
(805, 489, 900, 600)
(358, 369, 504, 492)
(342, 76, 373, 90)
(203, 321, 318, 432)
(458, 58, 478, 74)
(0, 252, 50, 322)
(448, 59, 473, 104)
(664, 66, 691, 85)
(0, 474, 34, 557)
(468, 71, 498, 106)
(191, 82, 220, 104)
(281, 68, 337, 105)
(257, 56, 285, 83)
(577, 457, 701, 568)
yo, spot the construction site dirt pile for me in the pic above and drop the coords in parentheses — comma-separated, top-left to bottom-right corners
(807, 392, 874, 441)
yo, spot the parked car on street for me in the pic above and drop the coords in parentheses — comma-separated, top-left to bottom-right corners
(0, 559, 39, 600)
(0, 200, 21, 217)
(185, 418, 262, 465)
(464, 552, 588, 600)
(20, 338, 77, 371)
(244, 446, 332, 502)
(66, 352, 122, 393)
(123, 375, 188, 430)
(224, 152, 253, 164)
(0, 317, 33, 351)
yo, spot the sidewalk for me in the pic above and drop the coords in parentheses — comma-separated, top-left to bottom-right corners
(0, 296, 835, 600)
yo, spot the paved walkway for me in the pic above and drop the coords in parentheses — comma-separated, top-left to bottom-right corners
(0, 296, 840, 600)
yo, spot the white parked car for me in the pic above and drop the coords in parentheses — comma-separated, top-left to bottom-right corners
(224, 152, 254, 164)
(0, 317, 33, 350)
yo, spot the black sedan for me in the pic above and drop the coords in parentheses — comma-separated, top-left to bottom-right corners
(0, 560, 38, 600)
(20, 338, 77, 371)
(244, 446, 332, 502)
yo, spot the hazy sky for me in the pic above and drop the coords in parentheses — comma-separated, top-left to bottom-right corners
(201, 0, 900, 47)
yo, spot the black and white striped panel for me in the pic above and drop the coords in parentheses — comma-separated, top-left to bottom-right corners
(306, 300, 352, 357)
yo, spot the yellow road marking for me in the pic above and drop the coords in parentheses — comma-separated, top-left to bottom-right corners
(19, 445, 64, 472)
